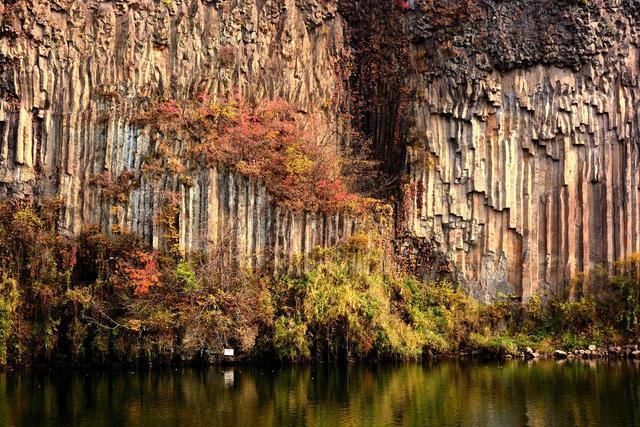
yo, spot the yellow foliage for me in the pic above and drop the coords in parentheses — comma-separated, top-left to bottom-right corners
(284, 145, 314, 176)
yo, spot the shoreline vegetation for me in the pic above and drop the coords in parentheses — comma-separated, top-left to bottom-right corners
(1, 199, 639, 369)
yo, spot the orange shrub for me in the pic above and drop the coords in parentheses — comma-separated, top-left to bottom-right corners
(124, 251, 162, 296)
(136, 95, 372, 213)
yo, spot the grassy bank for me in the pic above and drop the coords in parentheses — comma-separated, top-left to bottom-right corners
(0, 199, 639, 367)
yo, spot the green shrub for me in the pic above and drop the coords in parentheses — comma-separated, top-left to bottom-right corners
(550, 298, 598, 333)
(175, 260, 198, 291)
(467, 333, 518, 356)
(2, 196, 640, 365)
(610, 275, 639, 336)
(267, 258, 460, 361)
(559, 332, 590, 351)
(272, 317, 310, 362)
(0, 275, 19, 365)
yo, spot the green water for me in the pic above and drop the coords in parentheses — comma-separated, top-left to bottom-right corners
(0, 360, 639, 426)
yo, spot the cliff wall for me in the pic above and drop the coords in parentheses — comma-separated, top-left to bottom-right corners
(400, 0, 640, 300)
(2, 0, 640, 299)
(0, 0, 358, 270)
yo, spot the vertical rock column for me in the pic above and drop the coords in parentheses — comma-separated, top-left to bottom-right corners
(0, 0, 361, 269)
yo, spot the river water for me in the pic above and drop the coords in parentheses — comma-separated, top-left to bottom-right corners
(1, 360, 639, 426)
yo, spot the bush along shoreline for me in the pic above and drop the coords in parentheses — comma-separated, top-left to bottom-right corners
(0, 198, 639, 368)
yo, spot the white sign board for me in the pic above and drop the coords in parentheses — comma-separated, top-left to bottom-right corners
(223, 348, 235, 356)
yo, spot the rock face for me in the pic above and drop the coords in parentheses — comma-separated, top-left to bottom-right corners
(2, 0, 640, 299)
(0, 0, 358, 269)
(399, 0, 640, 300)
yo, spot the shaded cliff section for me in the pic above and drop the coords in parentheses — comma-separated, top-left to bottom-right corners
(399, 0, 640, 301)
(0, 0, 367, 272)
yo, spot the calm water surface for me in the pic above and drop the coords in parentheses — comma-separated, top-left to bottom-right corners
(1, 360, 639, 426)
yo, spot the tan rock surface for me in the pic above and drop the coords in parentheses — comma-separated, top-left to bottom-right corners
(0, 0, 356, 270)
(400, 0, 640, 300)
(2, 0, 640, 299)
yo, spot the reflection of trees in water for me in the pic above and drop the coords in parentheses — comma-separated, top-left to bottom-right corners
(0, 362, 639, 426)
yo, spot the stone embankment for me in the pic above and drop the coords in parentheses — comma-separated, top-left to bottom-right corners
(542, 345, 640, 360)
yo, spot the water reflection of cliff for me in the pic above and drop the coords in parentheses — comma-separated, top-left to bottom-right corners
(1, 361, 639, 426)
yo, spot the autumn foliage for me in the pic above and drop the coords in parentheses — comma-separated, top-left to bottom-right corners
(134, 95, 371, 213)
(1, 198, 640, 366)
(392, 0, 410, 10)
(124, 251, 161, 296)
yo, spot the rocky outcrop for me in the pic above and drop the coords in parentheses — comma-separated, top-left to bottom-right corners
(0, 0, 358, 269)
(400, 0, 640, 300)
(3, 0, 640, 299)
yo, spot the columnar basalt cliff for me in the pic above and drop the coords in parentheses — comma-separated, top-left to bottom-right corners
(0, 0, 360, 270)
(400, 0, 640, 300)
(2, 0, 640, 300)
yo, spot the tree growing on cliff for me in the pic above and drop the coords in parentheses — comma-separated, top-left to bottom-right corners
(133, 95, 373, 213)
